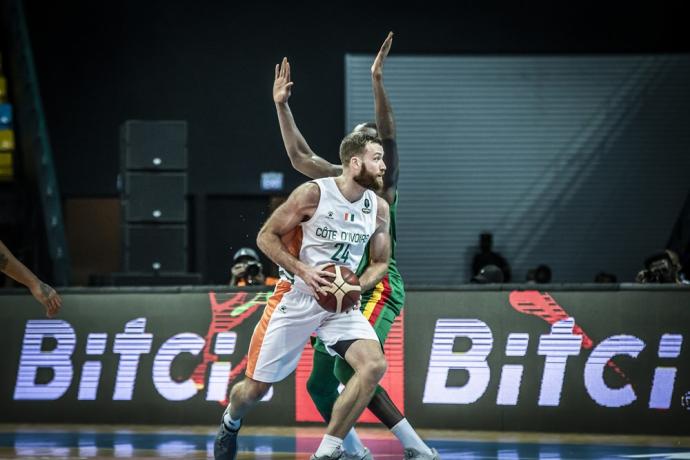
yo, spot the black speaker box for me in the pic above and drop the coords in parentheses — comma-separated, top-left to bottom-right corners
(122, 172, 187, 222)
(120, 120, 187, 170)
(123, 224, 187, 272)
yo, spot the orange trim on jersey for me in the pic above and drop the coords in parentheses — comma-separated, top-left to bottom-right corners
(281, 227, 304, 259)
(245, 280, 292, 379)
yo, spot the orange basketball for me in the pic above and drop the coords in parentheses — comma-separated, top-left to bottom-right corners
(315, 265, 361, 313)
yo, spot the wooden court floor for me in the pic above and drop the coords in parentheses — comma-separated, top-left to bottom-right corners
(1, 425, 688, 459)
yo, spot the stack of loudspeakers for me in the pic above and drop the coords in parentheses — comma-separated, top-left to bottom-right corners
(116, 120, 200, 285)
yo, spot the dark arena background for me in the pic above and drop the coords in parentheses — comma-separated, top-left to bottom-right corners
(0, 1, 689, 459)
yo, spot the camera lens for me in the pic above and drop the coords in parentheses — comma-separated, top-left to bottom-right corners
(246, 261, 261, 277)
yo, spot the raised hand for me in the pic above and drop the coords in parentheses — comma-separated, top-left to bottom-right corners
(273, 57, 294, 104)
(371, 31, 393, 81)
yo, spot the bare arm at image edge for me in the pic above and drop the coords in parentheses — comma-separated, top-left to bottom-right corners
(0, 240, 62, 317)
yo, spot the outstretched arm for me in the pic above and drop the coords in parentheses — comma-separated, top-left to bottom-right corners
(371, 32, 399, 204)
(256, 182, 334, 296)
(358, 197, 391, 293)
(273, 58, 342, 179)
(0, 240, 62, 317)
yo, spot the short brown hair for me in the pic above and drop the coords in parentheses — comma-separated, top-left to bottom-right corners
(339, 131, 381, 165)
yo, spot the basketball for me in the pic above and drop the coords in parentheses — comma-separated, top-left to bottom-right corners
(315, 264, 361, 313)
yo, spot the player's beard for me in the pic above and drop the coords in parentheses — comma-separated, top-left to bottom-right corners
(354, 163, 383, 192)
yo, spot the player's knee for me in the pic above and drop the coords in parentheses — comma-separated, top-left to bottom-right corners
(244, 379, 272, 402)
(372, 355, 388, 381)
(361, 355, 387, 384)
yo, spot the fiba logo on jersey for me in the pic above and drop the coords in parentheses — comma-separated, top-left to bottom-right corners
(362, 198, 372, 214)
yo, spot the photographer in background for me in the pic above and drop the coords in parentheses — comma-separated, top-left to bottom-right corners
(472, 232, 511, 282)
(229, 247, 277, 287)
(635, 249, 684, 284)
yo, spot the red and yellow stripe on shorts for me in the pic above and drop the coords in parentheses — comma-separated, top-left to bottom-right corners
(361, 274, 393, 326)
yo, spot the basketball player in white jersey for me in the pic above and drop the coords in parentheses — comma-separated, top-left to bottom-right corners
(214, 131, 391, 460)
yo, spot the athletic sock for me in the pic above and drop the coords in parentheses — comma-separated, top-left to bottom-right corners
(391, 418, 432, 455)
(315, 434, 343, 457)
(342, 428, 367, 455)
(222, 405, 241, 431)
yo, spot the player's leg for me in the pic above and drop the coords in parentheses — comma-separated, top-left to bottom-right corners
(327, 339, 387, 438)
(215, 377, 271, 460)
(334, 351, 438, 459)
(335, 289, 439, 460)
(216, 283, 317, 460)
(308, 338, 371, 460)
(307, 338, 340, 422)
(225, 376, 271, 422)
(312, 310, 386, 460)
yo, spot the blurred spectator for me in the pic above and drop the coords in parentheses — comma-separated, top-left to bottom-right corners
(526, 264, 552, 284)
(594, 272, 618, 283)
(472, 232, 511, 282)
(470, 264, 504, 283)
(635, 250, 683, 284)
(229, 247, 278, 287)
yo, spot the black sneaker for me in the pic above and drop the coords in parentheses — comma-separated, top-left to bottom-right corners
(214, 412, 241, 460)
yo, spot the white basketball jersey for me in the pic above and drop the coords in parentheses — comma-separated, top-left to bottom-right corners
(288, 177, 378, 292)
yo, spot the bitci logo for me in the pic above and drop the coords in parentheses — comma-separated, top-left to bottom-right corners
(13, 292, 268, 403)
(423, 291, 685, 410)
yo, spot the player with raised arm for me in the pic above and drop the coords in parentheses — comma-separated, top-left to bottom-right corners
(273, 33, 439, 460)
(215, 131, 392, 460)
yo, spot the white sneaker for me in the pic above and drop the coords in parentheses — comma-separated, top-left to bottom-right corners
(404, 447, 440, 460)
(342, 447, 374, 460)
(310, 447, 344, 460)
